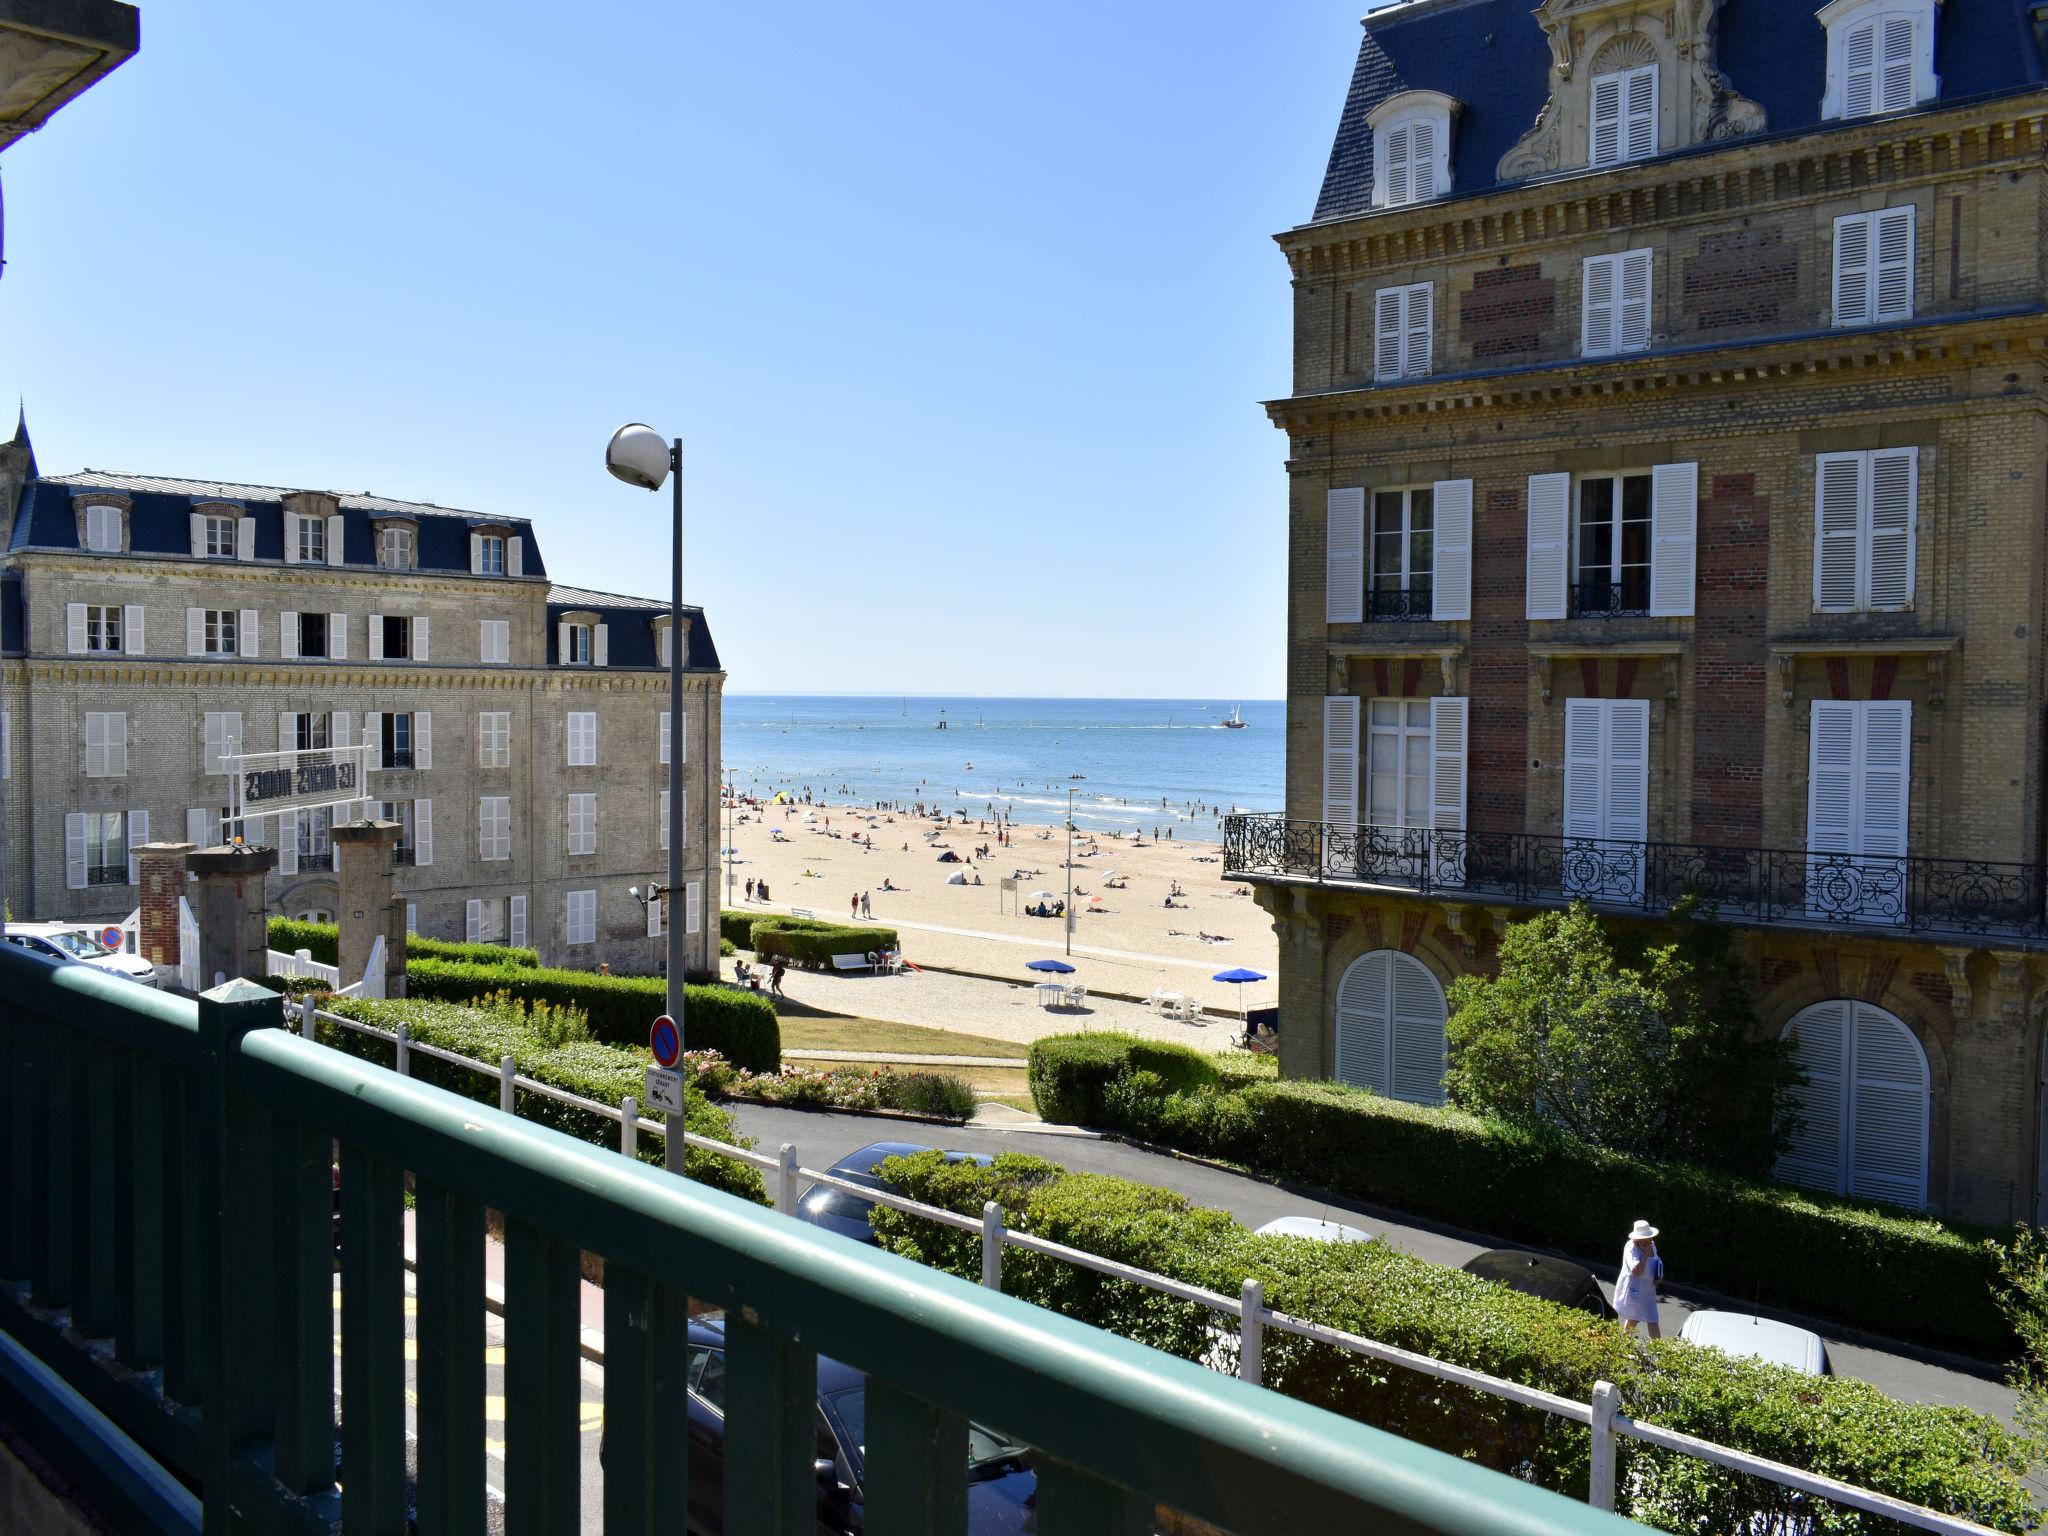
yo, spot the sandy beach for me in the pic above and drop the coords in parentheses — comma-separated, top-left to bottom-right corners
(716, 798, 1278, 1015)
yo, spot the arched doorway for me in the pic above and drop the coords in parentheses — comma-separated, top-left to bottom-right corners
(1334, 949, 1447, 1105)
(1777, 999, 1929, 1208)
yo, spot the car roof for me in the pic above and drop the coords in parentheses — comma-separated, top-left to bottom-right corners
(1254, 1215, 1375, 1244)
(6, 924, 78, 937)
(1681, 1311, 1828, 1374)
(829, 1142, 992, 1177)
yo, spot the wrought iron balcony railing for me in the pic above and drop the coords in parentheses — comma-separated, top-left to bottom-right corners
(1366, 584, 1435, 621)
(384, 748, 414, 770)
(1223, 813, 2048, 942)
(85, 864, 127, 887)
(1570, 576, 1650, 618)
(392, 846, 417, 867)
(296, 847, 334, 872)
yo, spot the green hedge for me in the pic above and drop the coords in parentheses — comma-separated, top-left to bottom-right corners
(1028, 1034, 2013, 1358)
(1026, 1034, 1219, 1124)
(267, 917, 541, 970)
(871, 1152, 2033, 1535)
(720, 910, 760, 949)
(725, 914, 899, 967)
(403, 958, 780, 1072)
(319, 995, 765, 1202)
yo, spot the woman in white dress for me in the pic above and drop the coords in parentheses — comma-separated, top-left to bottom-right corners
(1614, 1219, 1663, 1338)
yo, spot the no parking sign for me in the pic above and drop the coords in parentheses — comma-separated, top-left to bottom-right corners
(99, 926, 123, 950)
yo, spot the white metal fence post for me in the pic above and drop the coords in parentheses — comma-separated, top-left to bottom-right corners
(777, 1144, 798, 1215)
(299, 995, 315, 1040)
(1239, 1278, 1265, 1386)
(499, 1054, 515, 1116)
(664, 1113, 682, 1172)
(981, 1201, 1004, 1291)
(1589, 1379, 1619, 1511)
(621, 1095, 638, 1158)
(394, 1022, 409, 1078)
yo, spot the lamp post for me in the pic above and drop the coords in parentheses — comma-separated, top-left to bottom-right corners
(1064, 786, 1075, 958)
(606, 424, 686, 1050)
(725, 767, 736, 910)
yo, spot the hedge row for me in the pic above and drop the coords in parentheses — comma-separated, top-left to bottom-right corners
(404, 958, 780, 1072)
(267, 917, 541, 971)
(1027, 1035, 2013, 1358)
(318, 995, 766, 1202)
(721, 912, 898, 967)
(871, 1151, 2033, 1535)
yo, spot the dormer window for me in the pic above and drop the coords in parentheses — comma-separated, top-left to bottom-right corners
(295, 514, 326, 564)
(379, 524, 415, 570)
(1822, 0, 1938, 120)
(83, 503, 122, 552)
(468, 526, 523, 577)
(1368, 92, 1457, 210)
(557, 613, 608, 667)
(1589, 63, 1657, 167)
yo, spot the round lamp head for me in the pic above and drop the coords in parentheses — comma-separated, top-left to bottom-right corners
(605, 424, 671, 491)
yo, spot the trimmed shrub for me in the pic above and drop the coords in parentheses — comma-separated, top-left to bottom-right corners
(886, 1072, 979, 1121)
(266, 917, 541, 970)
(1030, 1034, 2012, 1358)
(870, 1152, 2034, 1535)
(719, 937, 737, 958)
(1026, 1034, 1218, 1126)
(746, 917, 899, 968)
(720, 910, 760, 950)
(403, 958, 780, 1072)
(320, 994, 765, 1202)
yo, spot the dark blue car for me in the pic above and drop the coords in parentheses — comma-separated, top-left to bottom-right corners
(681, 1315, 1036, 1534)
(796, 1141, 994, 1247)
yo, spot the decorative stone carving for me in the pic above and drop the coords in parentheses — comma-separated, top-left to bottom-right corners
(1994, 953, 2031, 1030)
(1498, 0, 1765, 183)
(1439, 904, 1479, 961)
(1937, 946, 1973, 1018)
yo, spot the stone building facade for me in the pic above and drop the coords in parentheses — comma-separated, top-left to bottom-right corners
(1232, 0, 2048, 1224)
(0, 430, 724, 977)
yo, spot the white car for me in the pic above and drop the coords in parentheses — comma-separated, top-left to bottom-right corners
(4, 924, 160, 988)
(1680, 1310, 1831, 1375)
(1253, 1215, 1378, 1244)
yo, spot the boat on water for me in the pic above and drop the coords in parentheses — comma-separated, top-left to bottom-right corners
(1220, 704, 1248, 730)
(935, 708, 948, 731)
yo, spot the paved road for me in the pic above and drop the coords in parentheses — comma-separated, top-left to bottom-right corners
(727, 1102, 2020, 1426)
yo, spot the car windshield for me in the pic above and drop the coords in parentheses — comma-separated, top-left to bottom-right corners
(801, 1172, 883, 1220)
(45, 932, 113, 958)
(824, 1387, 1024, 1480)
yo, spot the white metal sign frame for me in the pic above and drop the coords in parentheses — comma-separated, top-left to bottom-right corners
(222, 735, 378, 844)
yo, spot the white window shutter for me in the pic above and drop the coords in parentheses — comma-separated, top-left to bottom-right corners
(282, 515, 300, 564)
(83, 713, 103, 777)
(1430, 479, 1472, 621)
(416, 798, 433, 865)
(1859, 700, 1912, 857)
(1, 711, 8, 779)
(687, 882, 701, 935)
(281, 612, 300, 660)
(1814, 453, 1865, 611)
(1322, 696, 1360, 828)
(279, 810, 299, 875)
(469, 532, 484, 575)
(648, 891, 664, 937)
(413, 616, 430, 662)
(1780, 1002, 1850, 1193)
(1833, 213, 1872, 326)
(369, 616, 384, 661)
(1618, 249, 1652, 352)
(1373, 288, 1404, 381)
(1648, 461, 1698, 617)
(678, 711, 688, 762)
(187, 607, 204, 657)
(109, 713, 128, 777)
(333, 712, 352, 767)
(508, 535, 524, 577)
(330, 613, 348, 659)
(1335, 951, 1392, 1092)
(1590, 72, 1623, 165)
(1873, 206, 1914, 321)
(1525, 473, 1571, 619)
(239, 609, 258, 658)
(1606, 700, 1650, 846)
(187, 807, 211, 847)
(1384, 123, 1411, 206)
(1389, 953, 1447, 1106)
(557, 621, 571, 662)
(1879, 14, 1917, 112)
(326, 514, 345, 563)
(1430, 697, 1468, 836)
(1403, 283, 1432, 377)
(406, 902, 418, 934)
(416, 711, 433, 770)
(127, 810, 148, 883)
(65, 813, 87, 889)
(1582, 255, 1615, 356)
(1807, 700, 1860, 857)
(1844, 21, 1877, 117)
(124, 604, 145, 655)
(1848, 1001, 1928, 1205)
(236, 516, 255, 560)
(1409, 118, 1435, 202)
(67, 603, 86, 654)
(594, 624, 609, 667)
(189, 511, 206, 558)
(510, 894, 527, 948)
(280, 712, 298, 754)
(466, 898, 483, 943)
(1623, 64, 1657, 162)
(365, 712, 383, 771)
(1326, 488, 1365, 623)
(1867, 447, 1917, 610)
(659, 789, 670, 850)
(1563, 699, 1606, 843)
(659, 711, 671, 765)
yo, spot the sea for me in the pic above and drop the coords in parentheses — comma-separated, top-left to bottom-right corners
(721, 696, 1284, 837)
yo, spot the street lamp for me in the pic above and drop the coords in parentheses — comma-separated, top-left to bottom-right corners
(1065, 786, 1076, 958)
(606, 423, 685, 1049)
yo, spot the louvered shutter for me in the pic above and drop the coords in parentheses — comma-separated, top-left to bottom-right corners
(236, 517, 255, 560)
(416, 712, 432, 770)
(1374, 288, 1404, 381)
(108, 714, 128, 777)
(1873, 206, 1913, 321)
(593, 625, 608, 666)
(659, 711, 671, 765)
(1859, 700, 1911, 858)
(1833, 213, 1872, 326)
(278, 810, 299, 875)
(509, 895, 527, 948)
(1867, 447, 1916, 609)
(1814, 454, 1864, 611)
(1623, 65, 1656, 162)
(1590, 72, 1623, 165)
(189, 512, 206, 557)
(648, 891, 664, 937)
(1778, 1001, 1850, 1194)
(1848, 1002, 1928, 1205)
(1843, 21, 1877, 117)
(67, 603, 86, 654)
(1618, 249, 1652, 352)
(406, 903, 418, 935)
(326, 513, 345, 564)
(466, 899, 483, 943)
(1878, 14, 1917, 112)
(187, 607, 204, 656)
(283, 515, 300, 564)
(281, 612, 300, 660)
(330, 613, 348, 659)
(1389, 952, 1447, 1105)
(1431, 479, 1472, 621)
(1525, 473, 1571, 619)
(84, 712, 107, 777)
(333, 713, 352, 775)
(1563, 699, 1606, 844)
(469, 532, 484, 575)
(687, 882, 702, 935)
(415, 798, 434, 865)
(1605, 701, 1650, 848)
(124, 604, 145, 655)
(1323, 696, 1360, 829)
(659, 790, 670, 850)
(508, 535, 524, 577)
(1403, 283, 1432, 377)
(1429, 697, 1468, 887)
(65, 813, 87, 889)
(368, 616, 384, 661)
(280, 712, 298, 755)
(557, 621, 571, 663)
(1807, 701, 1860, 859)
(1326, 488, 1365, 622)
(239, 609, 258, 658)
(413, 616, 429, 662)
(127, 810, 148, 883)
(1409, 118, 1436, 202)
(365, 712, 383, 771)
(1582, 255, 1616, 355)
(1648, 461, 1697, 617)
(187, 807, 211, 847)
(1384, 123, 1411, 206)
(1334, 951, 1392, 1093)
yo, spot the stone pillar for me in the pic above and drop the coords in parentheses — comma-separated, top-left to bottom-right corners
(187, 845, 278, 991)
(136, 842, 195, 972)
(334, 820, 406, 999)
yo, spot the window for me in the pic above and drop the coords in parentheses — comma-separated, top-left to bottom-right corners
(202, 609, 237, 657)
(186, 806, 228, 848)
(204, 515, 236, 558)
(567, 793, 597, 855)
(380, 800, 417, 864)
(379, 525, 415, 570)
(1574, 473, 1652, 615)
(479, 796, 511, 862)
(290, 611, 330, 659)
(1777, 999, 1927, 1207)
(379, 616, 410, 659)
(567, 889, 597, 946)
(1368, 488, 1433, 619)
(1581, 250, 1652, 357)
(1589, 64, 1656, 167)
(83, 504, 121, 552)
(480, 619, 510, 664)
(383, 712, 414, 769)
(1833, 207, 1914, 327)
(1814, 448, 1916, 611)
(563, 622, 592, 666)
(479, 711, 512, 769)
(290, 712, 332, 753)
(84, 604, 122, 653)
(384, 798, 432, 865)
(567, 712, 597, 766)
(295, 515, 326, 564)
(1365, 700, 1433, 834)
(1561, 698, 1649, 901)
(1368, 94, 1455, 208)
(1823, 0, 1936, 120)
(203, 712, 241, 775)
(466, 897, 509, 945)
(67, 811, 130, 887)
(1372, 283, 1432, 381)
(1529, 466, 1695, 620)
(1807, 699, 1911, 923)
(1334, 950, 1447, 1105)
(297, 807, 333, 869)
(84, 712, 128, 778)
(477, 535, 505, 575)
(1323, 696, 1468, 886)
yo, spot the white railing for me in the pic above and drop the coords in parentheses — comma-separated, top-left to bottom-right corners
(177, 898, 200, 992)
(296, 997, 2006, 1536)
(266, 948, 342, 986)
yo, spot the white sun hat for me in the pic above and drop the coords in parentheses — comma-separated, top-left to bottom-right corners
(1629, 1220, 1660, 1242)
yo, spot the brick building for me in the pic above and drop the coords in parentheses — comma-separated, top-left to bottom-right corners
(1230, 0, 2048, 1223)
(0, 425, 724, 976)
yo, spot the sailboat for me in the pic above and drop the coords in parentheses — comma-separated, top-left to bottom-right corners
(1220, 704, 1248, 730)
(935, 708, 948, 731)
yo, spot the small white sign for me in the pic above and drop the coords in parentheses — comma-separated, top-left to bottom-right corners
(644, 1066, 686, 1116)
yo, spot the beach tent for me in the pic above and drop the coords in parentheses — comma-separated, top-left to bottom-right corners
(936, 851, 963, 863)
(946, 871, 968, 885)
(770, 792, 790, 803)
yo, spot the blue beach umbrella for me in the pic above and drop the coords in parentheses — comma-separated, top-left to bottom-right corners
(1027, 958, 1076, 974)
(1212, 967, 1269, 1025)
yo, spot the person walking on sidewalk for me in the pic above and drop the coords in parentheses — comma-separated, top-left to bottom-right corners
(770, 959, 787, 997)
(1615, 1219, 1664, 1339)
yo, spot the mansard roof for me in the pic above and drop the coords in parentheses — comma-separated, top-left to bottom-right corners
(545, 585, 722, 672)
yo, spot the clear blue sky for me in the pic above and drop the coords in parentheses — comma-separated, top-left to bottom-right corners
(0, 1, 1387, 698)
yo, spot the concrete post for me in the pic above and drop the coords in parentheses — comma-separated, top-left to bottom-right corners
(187, 845, 279, 989)
(333, 820, 404, 998)
(136, 842, 195, 972)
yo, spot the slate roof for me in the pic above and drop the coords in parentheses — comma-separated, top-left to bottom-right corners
(545, 585, 722, 672)
(1313, 0, 2048, 223)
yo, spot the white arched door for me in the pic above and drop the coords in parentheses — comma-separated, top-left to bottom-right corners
(1777, 999, 1928, 1208)
(1334, 950, 1447, 1105)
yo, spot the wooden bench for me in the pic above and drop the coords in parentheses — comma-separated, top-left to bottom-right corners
(830, 952, 874, 975)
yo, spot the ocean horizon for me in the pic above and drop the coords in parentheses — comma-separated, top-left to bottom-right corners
(721, 694, 1284, 836)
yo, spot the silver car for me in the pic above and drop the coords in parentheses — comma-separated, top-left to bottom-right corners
(4, 924, 161, 988)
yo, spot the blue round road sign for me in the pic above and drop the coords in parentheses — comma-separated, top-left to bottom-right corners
(650, 1015, 681, 1069)
(100, 926, 124, 950)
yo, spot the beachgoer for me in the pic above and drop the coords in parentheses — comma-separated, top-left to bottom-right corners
(851, 894, 859, 920)
(770, 960, 787, 996)
(1615, 1221, 1664, 1339)
(745, 877, 756, 902)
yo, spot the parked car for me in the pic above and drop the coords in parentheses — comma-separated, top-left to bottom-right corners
(1459, 1250, 1613, 1319)
(4, 924, 159, 988)
(1252, 1215, 1377, 1244)
(797, 1141, 993, 1247)
(661, 1315, 1037, 1535)
(1681, 1310, 1831, 1375)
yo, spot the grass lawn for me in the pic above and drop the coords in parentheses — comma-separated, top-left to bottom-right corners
(776, 1014, 1031, 1060)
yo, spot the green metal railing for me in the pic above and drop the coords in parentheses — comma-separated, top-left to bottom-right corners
(0, 945, 1647, 1535)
